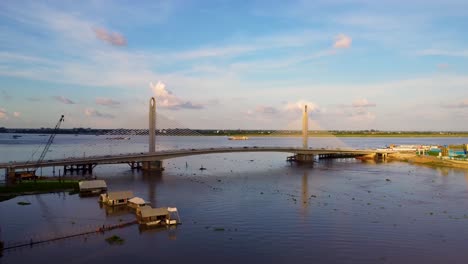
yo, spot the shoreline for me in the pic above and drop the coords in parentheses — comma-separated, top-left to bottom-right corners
(388, 153, 468, 169)
(0, 180, 79, 202)
(227, 134, 468, 138)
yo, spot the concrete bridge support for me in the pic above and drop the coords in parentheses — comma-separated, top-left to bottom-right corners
(6, 167, 15, 181)
(295, 154, 315, 162)
(63, 164, 95, 175)
(142, 160, 164, 171)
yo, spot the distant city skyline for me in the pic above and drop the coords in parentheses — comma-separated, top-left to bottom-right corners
(1, 0, 468, 130)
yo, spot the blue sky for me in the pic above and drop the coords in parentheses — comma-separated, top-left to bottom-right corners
(1, 0, 468, 130)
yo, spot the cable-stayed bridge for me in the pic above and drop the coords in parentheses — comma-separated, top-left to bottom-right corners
(1, 98, 394, 179)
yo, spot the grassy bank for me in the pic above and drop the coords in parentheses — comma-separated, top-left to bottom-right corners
(389, 153, 468, 169)
(231, 133, 468, 138)
(0, 180, 79, 202)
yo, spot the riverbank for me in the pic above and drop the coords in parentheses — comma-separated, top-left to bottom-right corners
(231, 133, 468, 138)
(389, 153, 468, 169)
(0, 180, 79, 202)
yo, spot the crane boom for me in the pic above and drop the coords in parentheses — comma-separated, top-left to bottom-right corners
(35, 115, 65, 167)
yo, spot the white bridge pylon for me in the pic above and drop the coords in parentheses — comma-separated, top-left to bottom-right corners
(302, 105, 308, 149)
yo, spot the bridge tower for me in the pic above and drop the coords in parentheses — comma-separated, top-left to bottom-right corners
(302, 105, 308, 149)
(142, 97, 164, 171)
(149, 97, 156, 153)
(288, 105, 314, 163)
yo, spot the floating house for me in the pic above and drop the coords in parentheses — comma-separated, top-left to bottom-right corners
(100, 191, 134, 206)
(78, 180, 107, 195)
(136, 206, 180, 226)
(127, 197, 149, 209)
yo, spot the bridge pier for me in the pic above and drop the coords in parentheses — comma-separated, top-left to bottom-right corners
(288, 153, 315, 163)
(142, 160, 164, 171)
(6, 167, 16, 182)
(63, 164, 95, 175)
(129, 162, 142, 170)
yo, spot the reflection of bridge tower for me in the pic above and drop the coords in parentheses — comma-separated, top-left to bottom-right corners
(301, 171, 309, 216)
(142, 97, 164, 171)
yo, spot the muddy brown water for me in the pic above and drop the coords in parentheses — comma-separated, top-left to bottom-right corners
(1, 135, 468, 263)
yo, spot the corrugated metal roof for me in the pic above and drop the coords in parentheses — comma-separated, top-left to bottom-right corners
(140, 207, 168, 218)
(128, 197, 146, 205)
(78, 180, 107, 190)
(107, 191, 133, 200)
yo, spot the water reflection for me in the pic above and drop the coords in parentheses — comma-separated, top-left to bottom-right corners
(99, 203, 132, 217)
(141, 170, 163, 206)
(301, 171, 309, 216)
(138, 224, 178, 240)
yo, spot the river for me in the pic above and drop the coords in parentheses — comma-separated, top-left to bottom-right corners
(1, 134, 468, 263)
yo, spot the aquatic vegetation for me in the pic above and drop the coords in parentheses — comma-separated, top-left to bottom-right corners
(105, 235, 125, 245)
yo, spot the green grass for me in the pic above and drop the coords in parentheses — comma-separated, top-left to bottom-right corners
(0, 180, 79, 195)
(235, 133, 468, 138)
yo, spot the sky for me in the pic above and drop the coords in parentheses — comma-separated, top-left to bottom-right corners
(1, 0, 468, 130)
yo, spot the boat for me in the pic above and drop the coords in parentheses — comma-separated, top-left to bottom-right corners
(228, 136, 248, 140)
(12, 135, 22, 139)
(106, 137, 131, 140)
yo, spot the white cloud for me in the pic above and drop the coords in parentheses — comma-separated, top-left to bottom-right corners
(255, 105, 279, 115)
(53, 96, 75, 104)
(96, 97, 121, 107)
(349, 109, 376, 122)
(13, 111, 21, 117)
(284, 100, 320, 113)
(150, 81, 203, 110)
(417, 49, 468, 57)
(352, 98, 376, 108)
(441, 99, 468, 109)
(0, 108, 7, 119)
(333, 34, 352, 49)
(437, 63, 450, 69)
(93, 27, 127, 46)
(84, 108, 115, 119)
(2, 90, 12, 100)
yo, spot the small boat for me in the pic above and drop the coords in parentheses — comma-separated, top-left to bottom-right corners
(12, 135, 22, 139)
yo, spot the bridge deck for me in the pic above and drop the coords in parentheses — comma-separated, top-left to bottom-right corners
(0, 146, 394, 170)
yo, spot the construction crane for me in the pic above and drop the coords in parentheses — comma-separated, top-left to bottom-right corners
(18, 115, 65, 179)
(35, 115, 65, 168)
